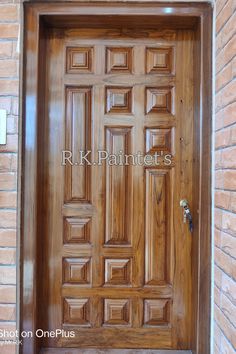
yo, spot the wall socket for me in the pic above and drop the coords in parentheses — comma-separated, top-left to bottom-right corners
(0, 109, 7, 145)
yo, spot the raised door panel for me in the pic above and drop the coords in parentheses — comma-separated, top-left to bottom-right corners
(146, 47, 174, 74)
(64, 217, 91, 244)
(145, 169, 172, 286)
(144, 299, 171, 326)
(146, 86, 174, 114)
(105, 127, 133, 246)
(146, 128, 173, 154)
(106, 47, 133, 74)
(104, 258, 131, 286)
(65, 87, 92, 202)
(63, 258, 91, 284)
(66, 47, 94, 73)
(103, 299, 131, 326)
(106, 87, 133, 114)
(63, 298, 91, 326)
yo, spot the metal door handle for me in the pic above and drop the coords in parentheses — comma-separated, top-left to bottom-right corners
(180, 199, 193, 233)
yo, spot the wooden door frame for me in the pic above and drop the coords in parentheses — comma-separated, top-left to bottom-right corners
(20, 2, 212, 354)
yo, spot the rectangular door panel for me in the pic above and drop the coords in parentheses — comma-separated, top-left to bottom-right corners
(65, 87, 92, 202)
(145, 169, 172, 286)
(105, 127, 133, 246)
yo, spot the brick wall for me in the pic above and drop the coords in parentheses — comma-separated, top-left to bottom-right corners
(214, 0, 236, 353)
(0, 1, 19, 354)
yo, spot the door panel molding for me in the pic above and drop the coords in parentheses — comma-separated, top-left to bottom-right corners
(20, 2, 212, 354)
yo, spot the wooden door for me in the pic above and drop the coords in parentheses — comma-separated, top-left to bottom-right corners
(39, 26, 194, 351)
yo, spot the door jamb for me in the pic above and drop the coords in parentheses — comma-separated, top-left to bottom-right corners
(20, 2, 212, 354)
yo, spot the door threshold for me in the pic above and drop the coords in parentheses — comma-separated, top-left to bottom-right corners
(40, 349, 192, 354)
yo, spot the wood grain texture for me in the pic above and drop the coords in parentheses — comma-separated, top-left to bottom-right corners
(21, 6, 38, 354)
(104, 258, 131, 286)
(65, 86, 92, 202)
(106, 87, 133, 114)
(146, 128, 172, 154)
(21, 3, 212, 354)
(106, 47, 133, 74)
(145, 169, 172, 286)
(63, 257, 91, 284)
(36, 26, 193, 349)
(146, 46, 174, 75)
(59, 327, 172, 348)
(146, 86, 174, 114)
(194, 9, 212, 354)
(171, 30, 194, 349)
(63, 217, 91, 244)
(66, 46, 94, 73)
(103, 298, 131, 326)
(63, 297, 91, 325)
(105, 127, 132, 245)
(144, 299, 171, 326)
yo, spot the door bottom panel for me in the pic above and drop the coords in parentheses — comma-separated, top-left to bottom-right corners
(40, 350, 192, 354)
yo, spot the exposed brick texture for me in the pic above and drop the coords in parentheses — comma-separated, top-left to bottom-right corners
(0, 2, 19, 354)
(215, 0, 236, 352)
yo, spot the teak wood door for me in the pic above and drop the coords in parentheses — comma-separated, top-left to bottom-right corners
(38, 26, 194, 350)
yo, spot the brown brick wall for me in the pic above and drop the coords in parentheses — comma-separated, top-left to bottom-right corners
(0, 1, 19, 353)
(215, 0, 236, 353)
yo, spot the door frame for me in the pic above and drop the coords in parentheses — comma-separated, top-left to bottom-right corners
(20, 2, 212, 354)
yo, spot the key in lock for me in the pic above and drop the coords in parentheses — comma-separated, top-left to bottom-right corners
(180, 199, 193, 233)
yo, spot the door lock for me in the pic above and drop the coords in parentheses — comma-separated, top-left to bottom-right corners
(180, 199, 193, 233)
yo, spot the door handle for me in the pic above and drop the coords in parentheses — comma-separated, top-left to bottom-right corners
(180, 199, 193, 233)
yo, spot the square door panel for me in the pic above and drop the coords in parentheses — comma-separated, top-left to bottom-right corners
(146, 128, 172, 154)
(146, 87, 174, 114)
(104, 299, 131, 326)
(106, 47, 133, 73)
(146, 47, 174, 74)
(63, 298, 91, 326)
(66, 47, 93, 73)
(63, 258, 91, 284)
(104, 259, 131, 286)
(106, 86, 132, 113)
(144, 299, 170, 326)
(64, 217, 91, 244)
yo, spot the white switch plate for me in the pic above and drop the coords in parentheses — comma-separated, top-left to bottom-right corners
(0, 109, 7, 145)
